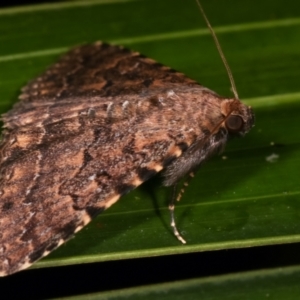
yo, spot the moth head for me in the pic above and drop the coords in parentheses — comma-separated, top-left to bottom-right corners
(221, 99, 255, 136)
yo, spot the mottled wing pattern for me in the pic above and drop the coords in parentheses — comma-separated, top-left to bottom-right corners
(0, 42, 211, 276)
(18, 42, 198, 104)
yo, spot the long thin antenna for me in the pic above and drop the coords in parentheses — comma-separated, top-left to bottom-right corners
(195, 0, 239, 100)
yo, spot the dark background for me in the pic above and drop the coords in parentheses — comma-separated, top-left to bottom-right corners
(0, 0, 61, 7)
(1, 244, 300, 299)
(1, 1, 300, 299)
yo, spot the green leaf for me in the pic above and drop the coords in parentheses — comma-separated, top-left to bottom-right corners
(1, 0, 300, 287)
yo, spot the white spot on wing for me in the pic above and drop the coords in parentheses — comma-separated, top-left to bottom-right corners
(9, 137, 16, 145)
(3, 259, 9, 266)
(137, 99, 144, 107)
(88, 174, 96, 181)
(167, 90, 175, 97)
(158, 96, 165, 105)
(122, 100, 129, 110)
(107, 102, 114, 113)
(33, 173, 40, 180)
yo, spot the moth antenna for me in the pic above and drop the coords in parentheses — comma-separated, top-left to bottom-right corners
(195, 0, 239, 99)
(169, 184, 186, 244)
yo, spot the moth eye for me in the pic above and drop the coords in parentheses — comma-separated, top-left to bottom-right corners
(225, 115, 244, 132)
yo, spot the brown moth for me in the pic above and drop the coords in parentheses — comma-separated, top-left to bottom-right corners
(0, 5, 254, 277)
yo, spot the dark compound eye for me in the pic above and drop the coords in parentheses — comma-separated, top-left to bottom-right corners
(225, 115, 244, 132)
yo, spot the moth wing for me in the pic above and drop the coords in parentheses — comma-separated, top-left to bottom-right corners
(17, 42, 197, 107)
(0, 112, 184, 276)
(0, 43, 201, 276)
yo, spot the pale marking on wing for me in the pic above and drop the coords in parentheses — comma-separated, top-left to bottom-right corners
(33, 173, 40, 180)
(74, 226, 83, 233)
(167, 90, 175, 97)
(104, 195, 121, 210)
(145, 162, 164, 173)
(81, 210, 92, 226)
(16, 260, 32, 273)
(158, 96, 166, 105)
(28, 212, 35, 218)
(122, 100, 129, 110)
(9, 138, 16, 145)
(168, 147, 182, 158)
(107, 102, 114, 115)
(133, 62, 139, 69)
(17, 135, 37, 149)
(6, 170, 13, 180)
(131, 177, 143, 187)
(14, 238, 66, 275)
(88, 174, 96, 181)
(23, 150, 44, 198)
(137, 99, 145, 107)
(57, 239, 65, 247)
(41, 250, 51, 258)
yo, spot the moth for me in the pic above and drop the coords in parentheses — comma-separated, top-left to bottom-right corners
(0, 41, 254, 276)
(0, 8, 254, 278)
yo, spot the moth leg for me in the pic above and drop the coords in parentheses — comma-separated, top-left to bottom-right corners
(176, 172, 195, 202)
(169, 183, 186, 244)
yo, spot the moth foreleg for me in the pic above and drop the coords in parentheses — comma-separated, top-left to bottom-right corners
(169, 184, 186, 244)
